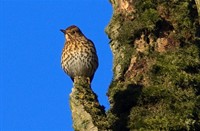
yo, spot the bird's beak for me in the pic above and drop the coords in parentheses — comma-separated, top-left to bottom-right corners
(60, 29, 66, 34)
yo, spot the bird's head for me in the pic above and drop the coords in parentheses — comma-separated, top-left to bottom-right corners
(60, 25, 84, 40)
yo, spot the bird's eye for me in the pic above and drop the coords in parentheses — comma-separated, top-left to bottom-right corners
(71, 31, 76, 35)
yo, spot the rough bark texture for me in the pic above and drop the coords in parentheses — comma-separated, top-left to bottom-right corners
(70, 0, 200, 130)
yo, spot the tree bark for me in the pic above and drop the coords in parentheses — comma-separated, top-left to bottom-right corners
(69, 0, 200, 130)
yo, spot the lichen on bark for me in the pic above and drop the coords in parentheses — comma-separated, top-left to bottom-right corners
(70, 77, 109, 130)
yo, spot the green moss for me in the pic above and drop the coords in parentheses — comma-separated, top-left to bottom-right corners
(149, 45, 200, 87)
(108, 81, 143, 130)
(110, 0, 199, 46)
(116, 9, 160, 44)
(160, 0, 199, 41)
(141, 9, 160, 29)
(72, 77, 109, 130)
(129, 87, 199, 130)
(109, 44, 200, 130)
(107, 0, 200, 130)
(127, 44, 200, 130)
(121, 44, 135, 69)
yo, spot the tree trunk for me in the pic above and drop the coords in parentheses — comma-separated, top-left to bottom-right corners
(105, 0, 200, 130)
(70, 0, 200, 130)
(195, 0, 200, 23)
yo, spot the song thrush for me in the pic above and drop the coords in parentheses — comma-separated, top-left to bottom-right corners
(61, 25, 98, 83)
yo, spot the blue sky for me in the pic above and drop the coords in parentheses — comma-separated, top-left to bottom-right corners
(1, 0, 112, 130)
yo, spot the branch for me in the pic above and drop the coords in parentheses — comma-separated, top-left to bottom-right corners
(70, 77, 109, 131)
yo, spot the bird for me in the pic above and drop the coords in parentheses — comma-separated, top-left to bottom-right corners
(60, 25, 98, 84)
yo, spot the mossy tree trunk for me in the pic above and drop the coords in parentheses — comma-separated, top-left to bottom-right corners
(70, 0, 200, 130)
(70, 77, 109, 131)
(105, 0, 200, 130)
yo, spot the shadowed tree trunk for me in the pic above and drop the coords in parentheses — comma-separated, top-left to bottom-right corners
(69, 0, 200, 130)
